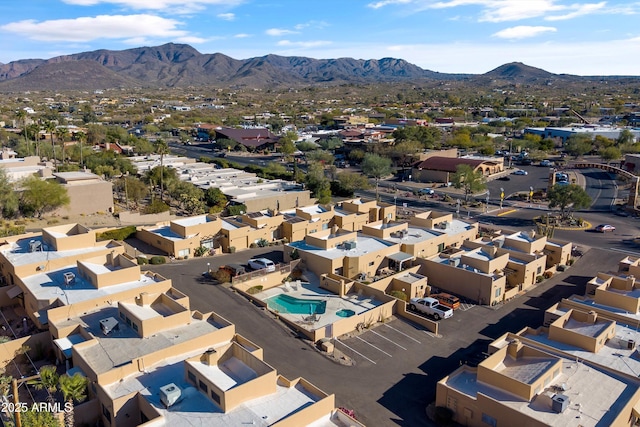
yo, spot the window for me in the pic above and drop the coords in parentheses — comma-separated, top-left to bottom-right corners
(537, 266, 542, 275)
(481, 413, 497, 427)
(495, 288, 501, 297)
(102, 404, 111, 422)
(199, 380, 208, 392)
(369, 261, 375, 266)
(387, 213, 393, 219)
(125, 317, 131, 327)
(211, 390, 220, 404)
(119, 312, 125, 320)
(178, 248, 190, 257)
(322, 223, 329, 230)
(553, 369, 559, 378)
(438, 243, 445, 252)
(132, 323, 138, 332)
(187, 370, 196, 384)
(543, 376, 550, 387)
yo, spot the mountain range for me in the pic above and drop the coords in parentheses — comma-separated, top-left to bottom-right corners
(0, 43, 624, 92)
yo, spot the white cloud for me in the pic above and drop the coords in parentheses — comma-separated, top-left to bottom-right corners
(1, 14, 191, 42)
(265, 28, 299, 37)
(545, 2, 606, 21)
(294, 21, 329, 30)
(276, 40, 332, 48)
(234, 33, 251, 38)
(176, 36, 207, 43)
(376, 0, 610, 23)
(367, 0, 411, 9)
(62, 0, 243, 10)
(217, 13, 235, 21)
(493, 26, 557, 39)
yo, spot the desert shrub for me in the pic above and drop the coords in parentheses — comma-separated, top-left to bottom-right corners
(144, 200, 170, 214)
(194, 246, 208, 257)
(544, 271, 554, 279)
(289, 248, 300, 260)
(249, 243, 258, 248)
(97, 225, 137, 241)
(149, 256, 166, 265)
(567, 258, 575, 266)
(136, 256, 148, 265)
(389, 290, 408, 301)
(47, 219, 59, 225)
(256, 238, 269, 247)
(228, 246, 236, 253)
(213, 269, 231, 283)
(291, 267, 303, 279)
(247, 285, 263, 295)
(536, 275, 544, 283)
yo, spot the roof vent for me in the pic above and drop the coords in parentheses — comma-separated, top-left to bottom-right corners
(63, 272, 76, 286)
(29, 240, 42, 252)
(99, 317, 119, 335)
(159, 383, 181, 408)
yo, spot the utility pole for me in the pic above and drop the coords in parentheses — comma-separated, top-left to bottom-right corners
(12, 378, 21, 427)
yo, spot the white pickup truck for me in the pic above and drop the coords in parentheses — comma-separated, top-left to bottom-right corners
(409, 297, 453, 320)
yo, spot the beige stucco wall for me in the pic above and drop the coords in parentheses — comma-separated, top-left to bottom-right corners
(57, 180, 114, 216)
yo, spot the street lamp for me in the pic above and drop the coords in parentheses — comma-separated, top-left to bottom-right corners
(456, 199, 461, 218)
(500, 187, 504, 209)
(486, 190, 490, 213)
(394, 196, 397, 207)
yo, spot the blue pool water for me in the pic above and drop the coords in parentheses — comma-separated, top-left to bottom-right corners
(336, 309, 355, 318)
(267, 294, 326, 315)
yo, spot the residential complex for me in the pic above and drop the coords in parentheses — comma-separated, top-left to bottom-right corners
(436, 255, 640, 427)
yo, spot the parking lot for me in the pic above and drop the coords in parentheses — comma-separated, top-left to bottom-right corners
(335, 319, 439, 366)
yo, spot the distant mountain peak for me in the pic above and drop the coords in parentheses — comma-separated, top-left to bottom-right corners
(484, 62, 554, 80)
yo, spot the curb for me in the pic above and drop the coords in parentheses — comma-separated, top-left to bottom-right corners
(533, 217, 592, 231)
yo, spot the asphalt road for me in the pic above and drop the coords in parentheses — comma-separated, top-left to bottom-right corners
(143, 242, 623, 427)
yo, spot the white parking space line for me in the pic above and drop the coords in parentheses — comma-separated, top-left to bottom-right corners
(423, 331, 440, 338)
(383, 323, 421, 344)
(370, 330, 407, 350)
(459, 303, 475, 311)
(356, 336, 393, 357)
(334, 339, 377, 365)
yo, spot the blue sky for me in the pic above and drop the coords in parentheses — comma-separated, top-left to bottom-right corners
(1, 0, 640, 75)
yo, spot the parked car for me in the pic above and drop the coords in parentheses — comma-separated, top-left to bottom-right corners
(430, 293, 461, 310)
(595, 224, 615, 233)
(540, 160, 554, 167)
(248, 258, 276, 272)
(498, 176, 511, 181)
(419, 188, 435, 195)
(218, 263, 246, 277)
(409, 297, 453, 320)
(513, 169, 528, 176)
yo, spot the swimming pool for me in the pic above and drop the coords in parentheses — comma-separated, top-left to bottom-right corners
(267, 294, 326, 315)
(336, 309, 355, 318)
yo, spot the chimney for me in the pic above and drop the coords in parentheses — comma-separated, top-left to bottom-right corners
(587, 310, 597, 323)
(202, 348, 219, 366)
(507, 339, 522, 358)
(627, 275, 635, 291)
(137, 292, 153, 306)
(332, 225, 339, 235)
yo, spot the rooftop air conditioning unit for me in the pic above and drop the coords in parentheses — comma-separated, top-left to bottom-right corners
(99, 317, 119, 335)
(344, 241, 357, 250)
(551, 394, 569, 413)
(63, 272, 76, 286)
(160, 383, 181, 408)
(449, 258, 461, 267)
(29, 240, 42, 253)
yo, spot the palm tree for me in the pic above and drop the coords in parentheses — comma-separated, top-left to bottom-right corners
(44, 121, 57, 171)
(16, 109, 29, 155)
(27, 123, 41, 157)
(75, 131, 87, 169)
(58, 373, 88, 427)
(55, 127, 70, 167)
(28, 365, 58, 404)
(155, 138, 169, 201)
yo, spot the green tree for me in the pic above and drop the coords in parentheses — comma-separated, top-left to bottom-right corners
(348, 149, 366, 164)
(155, 139, 170, 201)
(55, 127, 70, 165)
(28, 365, 59, 404)
(278, 131, 297, 160)
(617, 129, 636, 146)
(564, 134, 593, 158)
(296, 141, 317, 152)
(547, 184, 592, 219)
(58, 372, 88, 427)
(451, 164, 486, 201)
(16, 109, 29, 155)
(121, 176, 148, 209)
(44, 121, 57, 171)
(306, 162, 332, 204)
(317, 137, 343, 151)
(361, 153, 393, 199)
(334, 172, 371, 196)
(21, 409, 61, 427)
(75, 131, 87, 168)
(204, 187, 227, 213)
(0, 169, 18, 218)
(600, 146, 622, 164)
(19, 177, 70, 218)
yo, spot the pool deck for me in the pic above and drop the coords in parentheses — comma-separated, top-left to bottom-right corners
(255, 278, 381, 331)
